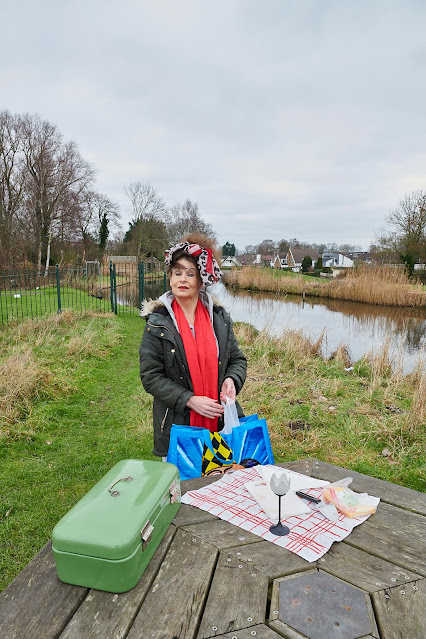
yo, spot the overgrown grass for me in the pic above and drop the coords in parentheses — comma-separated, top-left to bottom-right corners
(0, 311, 154, 591)
(234, 322, 425, 491)
(0, 311, 424, 592)
(226, 265, 426, 307)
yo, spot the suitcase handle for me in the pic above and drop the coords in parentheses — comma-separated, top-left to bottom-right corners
(108, 475, 133, 497)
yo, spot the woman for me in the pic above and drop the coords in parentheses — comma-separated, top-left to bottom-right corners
(139, 234, 247, 460)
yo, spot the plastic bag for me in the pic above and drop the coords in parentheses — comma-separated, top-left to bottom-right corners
(221, 396, 240, 435)
(322, 477, 379, 518)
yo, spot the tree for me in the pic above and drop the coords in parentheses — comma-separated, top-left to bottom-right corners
(277, 239, 289, 253)
(0, 110, 25, 268)
(21, 113, 95, 274)
(167, 199, 216, 245)
(124, 182, 168, 259)
(301, 255, 312, 273)
(257, 239, 276, 255)
(376, 191, 426, 276)
(222, 241, 236, 256)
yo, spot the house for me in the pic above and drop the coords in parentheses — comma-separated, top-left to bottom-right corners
(322, 253, 354, 268)
(345, 251, 373, 264)
(144, 256, 164, 272)
(107, 255, 137, 276)
(221, 255, 242, 268)
(287, 248, 320, 272)
(271, 253, 288, 269)
(238, 253, 257, 266)
(253, 254, 273, 267)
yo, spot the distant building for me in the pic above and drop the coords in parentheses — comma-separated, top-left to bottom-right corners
(238, 253, 256, 266)
(322, 253, 354, 268)
(287, 248, 320, 272)
(271, 253, 288, 269)
(344, 251, 373, 264)
(107, 255, 137, 276)
(253, 254, 274, 267)
(221, 255, 242, 268)
(144, 256, 164, 272)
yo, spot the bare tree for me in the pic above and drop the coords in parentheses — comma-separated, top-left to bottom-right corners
(167, 199, 216, 245)
(376, 191, 426, 275)
(0, 110, 25, 268)
(124, 182, 168, 258)
(21, 114, 95, 274)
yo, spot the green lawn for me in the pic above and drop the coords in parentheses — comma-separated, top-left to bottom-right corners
(0, 310, 424, 592)
(0, 313, 153, 591)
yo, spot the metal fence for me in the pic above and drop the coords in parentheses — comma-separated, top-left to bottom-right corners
(0, 262, 168, 325)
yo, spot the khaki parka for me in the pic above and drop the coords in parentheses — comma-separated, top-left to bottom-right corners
(139, 293, 247, 457)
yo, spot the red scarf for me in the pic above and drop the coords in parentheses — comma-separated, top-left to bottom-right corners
(172, 299, 219, 431)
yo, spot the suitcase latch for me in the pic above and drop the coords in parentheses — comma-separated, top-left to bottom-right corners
(141, 521, 154, 550)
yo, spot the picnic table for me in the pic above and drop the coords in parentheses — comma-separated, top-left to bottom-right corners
(1, 458, 425, 639)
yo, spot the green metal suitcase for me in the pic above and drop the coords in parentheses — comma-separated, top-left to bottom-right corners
(52, 459, 180, 593)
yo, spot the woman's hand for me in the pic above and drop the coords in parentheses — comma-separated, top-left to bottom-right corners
(220, 377, 236, 402)
(186, 395, 224, 419)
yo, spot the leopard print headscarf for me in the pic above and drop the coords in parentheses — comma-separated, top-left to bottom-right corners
(165, 242, 222, 286)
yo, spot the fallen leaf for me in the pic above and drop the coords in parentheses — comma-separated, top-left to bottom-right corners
(45, 440, 52, 445)
(381, 448, 392, 457)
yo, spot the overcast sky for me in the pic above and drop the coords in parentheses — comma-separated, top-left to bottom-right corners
(2, 0, 426, 251)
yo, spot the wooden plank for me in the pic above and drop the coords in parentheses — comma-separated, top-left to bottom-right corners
(227, 541, 312, 582)
(372, 578, 426, 639)
(343, 502, 426, 576)
(182, 475, 219, 493)
(173, 503, 219, 528)
(214, 624, 284, 638)
(182, 519, 261, 550)
(58, 526, 176, 639)
(311, 459, 426, 514)
(0, 541, 88, 639)
(279, 459, 314, 476)
(318, 542, 420, 592)
(197, 550, 269, 638)
(127, 528, 218, 639)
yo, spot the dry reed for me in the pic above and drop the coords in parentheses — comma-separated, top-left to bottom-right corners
(227, 265, 426, 308)
(0, 346, 51, 429)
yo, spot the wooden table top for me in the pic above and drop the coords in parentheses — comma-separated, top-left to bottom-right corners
(1, 459, 425, 639)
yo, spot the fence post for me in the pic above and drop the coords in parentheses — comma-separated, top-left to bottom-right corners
(138, 261, 144, 310)
(113, 263, 118, 315)
(56, 265, 62, 313)
(109, 261, 114, 313)
(163, 271, 167, 293)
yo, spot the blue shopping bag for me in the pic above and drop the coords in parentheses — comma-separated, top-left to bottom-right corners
(167, 414, 274, 480)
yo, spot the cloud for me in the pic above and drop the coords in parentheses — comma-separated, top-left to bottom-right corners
(1, 0, 426, 250)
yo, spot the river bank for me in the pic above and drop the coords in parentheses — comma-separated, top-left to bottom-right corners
(225, 264, 426, 308)
(0, 310, 424, 590)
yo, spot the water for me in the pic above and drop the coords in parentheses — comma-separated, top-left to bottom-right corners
(210, 282, 426, 373)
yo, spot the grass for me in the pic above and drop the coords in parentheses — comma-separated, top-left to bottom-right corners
(226, 264, 426, 307)
(0, 285, 112, 323)
(0, 310, 425, 592)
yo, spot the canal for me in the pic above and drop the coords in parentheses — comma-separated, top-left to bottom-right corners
(210, 282, 426, 373)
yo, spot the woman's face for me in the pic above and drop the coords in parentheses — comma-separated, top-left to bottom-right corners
(170, 258, 202, 302)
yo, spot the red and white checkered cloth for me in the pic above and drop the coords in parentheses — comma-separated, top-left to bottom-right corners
(181, 466, 377, 562)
